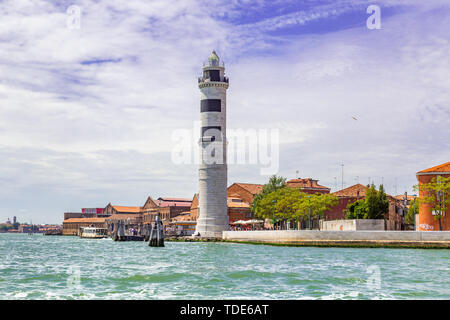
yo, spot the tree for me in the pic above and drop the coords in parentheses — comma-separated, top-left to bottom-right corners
(345, 184, 388, 219)
(414, 176, 450, 231)
(253, 186, 338, 228)
(253, 187, 299, 221)
(0, 224, 13, 232)
(404, 198, 418, 225)
(345, 199, 368, 219)
(377, 184, 389, 217)
(251, 175, 286, 213)
(308, 193, 339, 220)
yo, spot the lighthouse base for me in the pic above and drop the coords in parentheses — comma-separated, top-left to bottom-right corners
(193, 219, 229, 239)
(196, 164, 228, 239)
(192, 231, 224, 239)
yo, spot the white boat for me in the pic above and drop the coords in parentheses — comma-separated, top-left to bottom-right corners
(79, 227, 108, 239)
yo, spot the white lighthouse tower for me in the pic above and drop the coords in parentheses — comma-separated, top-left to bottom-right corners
(195, 51, 229, 238)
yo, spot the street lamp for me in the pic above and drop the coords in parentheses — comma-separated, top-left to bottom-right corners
(308, 195, 312, 230)
(272, 200, 276, 230)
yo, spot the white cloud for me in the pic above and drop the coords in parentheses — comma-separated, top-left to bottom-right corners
(0, 0, 449, 223)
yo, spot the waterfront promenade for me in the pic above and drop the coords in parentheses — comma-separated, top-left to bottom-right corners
(221, 230, 450, 248)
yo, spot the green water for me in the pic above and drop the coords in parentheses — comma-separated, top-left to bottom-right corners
(0, 233, 449, 299)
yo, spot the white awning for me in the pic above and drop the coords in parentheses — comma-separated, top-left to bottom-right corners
(231, 219, 265, 225)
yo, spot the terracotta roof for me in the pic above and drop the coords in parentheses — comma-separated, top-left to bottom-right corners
(333, 184, 394, 198)
(112, 206, 142, 213)
(417, 162, 450, 174)
(63, 218, 106, 223)
(333, 184, 368, 197)
(233, 183, 263, 195)
(105, 214, 142, 221)
(228, 202, 251, 208)
(286, 178, 330, 190)
(227, 198, 251, 208)
(393, 195, 416, 201)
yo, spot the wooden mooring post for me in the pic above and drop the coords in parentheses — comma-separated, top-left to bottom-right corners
(149, 201, 164, 247)
(112, 221, 125, 241)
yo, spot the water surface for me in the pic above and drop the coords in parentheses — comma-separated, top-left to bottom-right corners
(0, 233, 449, 299)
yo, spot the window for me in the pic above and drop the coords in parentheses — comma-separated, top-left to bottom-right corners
(202, 126, 222, 141)
(209, 70, 220, 81)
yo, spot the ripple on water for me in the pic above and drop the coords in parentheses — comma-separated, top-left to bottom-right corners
(1, 234, 449, 299)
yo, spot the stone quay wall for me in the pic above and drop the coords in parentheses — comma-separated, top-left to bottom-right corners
(222, 230, 450, 248)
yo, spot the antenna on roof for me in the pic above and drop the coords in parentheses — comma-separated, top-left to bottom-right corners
(340, 163, 344, 190)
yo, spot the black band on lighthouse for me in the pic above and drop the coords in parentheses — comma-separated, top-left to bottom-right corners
(201, 99, 221, 112)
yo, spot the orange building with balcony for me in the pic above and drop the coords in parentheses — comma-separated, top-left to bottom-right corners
(416, 162, 450, 231)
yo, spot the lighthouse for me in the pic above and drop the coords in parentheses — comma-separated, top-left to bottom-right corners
(195, 51, 229, 238)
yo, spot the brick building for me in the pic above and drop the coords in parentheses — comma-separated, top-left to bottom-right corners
(416, 162, 450, 231)
(227, 183, 263, 204)
(324, 184, 367, 220)
(226, 179, 328, 225)
(286, 178, 331, 194)
(324, 183, 405, 230)
(227, 198, 252, 224)
(142, 197, 192, 225)
(103, 204, 142, 216)
(105, 213, 142, 225)
(63, 205, 141, 235)
(189, 194, 199, 221)
(62, 218, 106, 236)
(189, 193, 252, 225)
(64, 212, 98, 220)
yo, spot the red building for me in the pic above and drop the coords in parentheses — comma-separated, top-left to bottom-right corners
(227, 198, 252, 224)
(416, 162, 450, 231)
(286, 178, 331, 194)
(324, 184, 367, 220)
(82, 208, 104, 214)
(103, 204, 142, 216)
(142, 197, 192, 225)
(227, 183, 263, 204)
(323, 183, 405, 230)
(188, 193, 252, 225)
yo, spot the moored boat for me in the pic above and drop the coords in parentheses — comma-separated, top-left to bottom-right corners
(79, 227, 108, 239)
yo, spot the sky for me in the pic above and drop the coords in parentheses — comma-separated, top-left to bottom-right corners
(0, 0, 449, 224)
